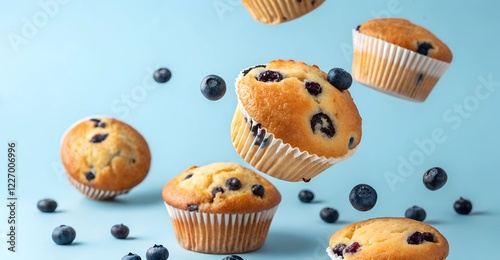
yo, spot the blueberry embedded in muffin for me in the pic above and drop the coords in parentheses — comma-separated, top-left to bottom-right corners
(60, 117, 151, 200)
(231, 60, 362, 182)
(352, 18, 453, 101)
(162, 162, 281, 253)
(326, 217, 449, 259)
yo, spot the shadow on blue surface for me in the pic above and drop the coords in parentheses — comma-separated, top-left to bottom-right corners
(259, 231, 319, 256)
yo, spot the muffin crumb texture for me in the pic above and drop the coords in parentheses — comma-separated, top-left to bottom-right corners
(328, 217, 449, 260)
(163, 162, 281, 214)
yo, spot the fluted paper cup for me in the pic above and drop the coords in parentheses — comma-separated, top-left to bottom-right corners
(165, 203, 278, 254)
(241, 0, 325, 24)
(352, 29, 451, 101)
(231, 104, 357, 182)
(67, 174, 129, 200)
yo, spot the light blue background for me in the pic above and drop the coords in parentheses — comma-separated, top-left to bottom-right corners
(1, 0, 499, 259)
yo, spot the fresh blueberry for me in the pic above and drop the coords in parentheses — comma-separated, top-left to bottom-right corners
(407, 231, 423, 245)
(84, 171, 95, 181)
(200, 74, 226, 101)
(349, 184, 377, 211)
(52, 225, 76, 245)
(405, 206, 426, 221)
(146, 244, 169, 260)
(454, 197, 473, 215)
(89, 118, 106, 128)
(212, 186, 224, 197)
(122, 252, 142, 260)
(422, 232, 434, 242)
(423, 167, 448, 191)
(327, 68, 352, 90)
(242, 64, 265, 76)
(344, 242, 360, 253)
(320, 207, 339, 223)
(332, 244, 346, 256)
(226, 177, 242, 191)
(37, 199, 57, 212)
(416, 42, 433, 56)
(111, 224, 130, 239)
(310, 113, 335, 138)
(348, 137, 355, 149)
(89, 133, 108, 143)
(257, 70, 283, 83)
(305, 81, 322, 96)
(153, 68, 172, 83)
(187, 204, 199, 212)
(298, 190, 314, 203)
(252, 184, 265, 197)
(222, 255, 244, 260)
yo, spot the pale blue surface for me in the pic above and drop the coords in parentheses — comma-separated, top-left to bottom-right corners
(1, 1, 499, 259)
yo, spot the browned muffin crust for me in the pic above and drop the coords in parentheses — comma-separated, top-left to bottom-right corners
(61, 117, 151, 191)
(328, 217, 449, 260)
(162, 162, 281, 214)
(236, 59, 362, 158)
(358, 18, 452, 63)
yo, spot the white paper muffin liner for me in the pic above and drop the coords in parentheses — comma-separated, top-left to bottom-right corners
(165, 203, 278, 254)
(231, 104, 357, 182)
(241, 0, 325, 24)
(352, 29, 451, 101)
(67, 174, 129, 200)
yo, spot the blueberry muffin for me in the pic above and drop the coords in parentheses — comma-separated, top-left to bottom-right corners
(231, 59, 362, 182)
(352, 18, 452, 101)
(327, 217, 449, 260)
(241, 0, 325, 24)
(60, 117, 151, 200)
(162, 162, 281, 254)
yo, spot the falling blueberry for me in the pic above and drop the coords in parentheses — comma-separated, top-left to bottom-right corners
(146, 244, 169, 260)
(349, 184, 377, 211)
(327, 68, 352, 90)
(454, 197, 473, 215)
(111, 224, 130, 239)
(37, 198, 57, 213)
(405, 206, 426, 221)
(122, 253, 142, 260)
(222, 255, 244, 260)
(320, 207, 339, 223)
(52, 225, 76, 245)
(200, 74, 226, 101)
(298, 190, 314, 203)
(423, 167, 448, 191)
(153, 68, 172, 83)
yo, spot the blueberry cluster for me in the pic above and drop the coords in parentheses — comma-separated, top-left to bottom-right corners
(332, 242, 361, 257)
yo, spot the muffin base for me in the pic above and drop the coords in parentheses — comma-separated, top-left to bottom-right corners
(352, 29, 450, 102)
(165, 203, 278, 254)
(241, 0, 325, 24)
(231, 104, 357, 182)
(67, 174, 129, 200)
